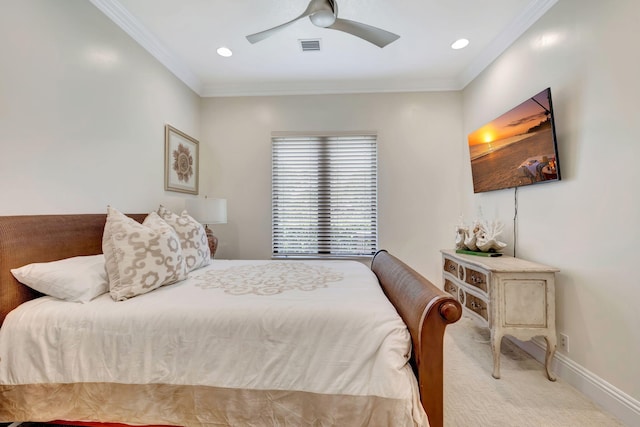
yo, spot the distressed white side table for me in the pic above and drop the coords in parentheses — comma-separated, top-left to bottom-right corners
(441, 249, 559, 380)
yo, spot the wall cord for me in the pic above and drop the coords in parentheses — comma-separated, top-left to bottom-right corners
(513, 187, 518, 258)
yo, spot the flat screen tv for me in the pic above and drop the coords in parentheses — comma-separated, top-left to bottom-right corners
(467, 87, 561, 193)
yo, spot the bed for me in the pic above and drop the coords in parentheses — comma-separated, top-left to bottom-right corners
(0, 213, 461, 427)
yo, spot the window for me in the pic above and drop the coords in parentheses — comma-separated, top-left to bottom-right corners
(272, 133, 378, 258)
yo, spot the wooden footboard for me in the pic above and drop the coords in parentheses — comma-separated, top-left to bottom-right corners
(371, 250, 462, 427)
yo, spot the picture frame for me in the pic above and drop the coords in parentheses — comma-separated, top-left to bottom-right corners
(164, 124, 199, 195)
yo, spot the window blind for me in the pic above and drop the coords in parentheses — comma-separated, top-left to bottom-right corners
(272, 134, 378, 258)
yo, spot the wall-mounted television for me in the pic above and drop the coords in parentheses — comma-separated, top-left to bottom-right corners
(467, 87, 561, 193)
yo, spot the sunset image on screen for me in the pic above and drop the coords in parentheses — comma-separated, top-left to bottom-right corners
(467, 88, 560, 193)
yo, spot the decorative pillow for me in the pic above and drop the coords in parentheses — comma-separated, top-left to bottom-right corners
(157, 205, 211, 272)
(102, 207, 187, 301)
(11, 255, 108, 303)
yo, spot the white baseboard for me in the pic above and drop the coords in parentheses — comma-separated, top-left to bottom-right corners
(511, 337, 640, 427)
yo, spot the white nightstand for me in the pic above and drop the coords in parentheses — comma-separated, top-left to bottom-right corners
(441, 249, 559, 380)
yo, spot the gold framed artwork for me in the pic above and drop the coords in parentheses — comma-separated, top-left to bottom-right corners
(164, 124, 199, 195)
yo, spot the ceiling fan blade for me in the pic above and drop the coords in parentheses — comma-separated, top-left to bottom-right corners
(246, 15, 309, 44)
(246, 1, 320, 44)
(328, 18, 400, 48)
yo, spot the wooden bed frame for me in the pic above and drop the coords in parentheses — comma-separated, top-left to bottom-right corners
(0, 214, 461, 427)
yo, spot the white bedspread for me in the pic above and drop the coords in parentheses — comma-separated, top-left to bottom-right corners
(0, 259, 425, 425)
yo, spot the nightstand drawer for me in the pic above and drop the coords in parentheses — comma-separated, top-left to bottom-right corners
(465, 292, 488, 321)
(464, 266, 488, 293)
(443, 258, 458, 276)
(444, 279, 458, 298)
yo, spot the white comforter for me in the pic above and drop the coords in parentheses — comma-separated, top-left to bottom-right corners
(0, 260, 426, 425)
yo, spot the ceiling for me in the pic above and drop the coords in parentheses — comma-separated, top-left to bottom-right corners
(90, 0, 558, 97)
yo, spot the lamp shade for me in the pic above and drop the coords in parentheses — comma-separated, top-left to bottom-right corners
(186, 198, 227, 225)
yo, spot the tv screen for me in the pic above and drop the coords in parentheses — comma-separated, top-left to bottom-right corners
(467, 88, 561, 193)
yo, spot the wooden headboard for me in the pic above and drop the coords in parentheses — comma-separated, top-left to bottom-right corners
(0, 214, 146, 326)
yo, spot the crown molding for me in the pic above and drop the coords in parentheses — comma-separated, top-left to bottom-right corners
(200, 77, 460, 98)
(457, 0, 559, 89)
(89, 0, 203, 95)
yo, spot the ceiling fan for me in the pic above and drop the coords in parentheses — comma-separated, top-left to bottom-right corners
(246, 0, 400, 48)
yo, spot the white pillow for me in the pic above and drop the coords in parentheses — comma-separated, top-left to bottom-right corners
(102, 207, 187, 301)
(157, 205, 211, 272)
(11, 255, 108, 303)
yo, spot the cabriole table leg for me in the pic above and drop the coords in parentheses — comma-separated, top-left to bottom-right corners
(491, 330, 503, 379)
(544, 335, 558, 381)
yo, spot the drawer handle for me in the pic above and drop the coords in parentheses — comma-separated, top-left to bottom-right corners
(447, 263, 456, 272)
(470, 301, 483, 310)
(471, 274, 484, 284)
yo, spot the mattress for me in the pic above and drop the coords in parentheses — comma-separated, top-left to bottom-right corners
(0, 259, 428, 426)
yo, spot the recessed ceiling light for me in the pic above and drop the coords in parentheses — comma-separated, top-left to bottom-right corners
(451, 39, 469, 50)
(217, 47, 233, 57)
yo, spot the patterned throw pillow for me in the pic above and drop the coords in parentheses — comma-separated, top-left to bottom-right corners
(102, 207, 187, 301)
(157, 205, 211, 272)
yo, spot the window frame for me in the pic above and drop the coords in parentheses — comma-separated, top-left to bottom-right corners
(271, 131, 378, 260)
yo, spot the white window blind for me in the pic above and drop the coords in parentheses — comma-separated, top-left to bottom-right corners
(272, 134, 378, 258)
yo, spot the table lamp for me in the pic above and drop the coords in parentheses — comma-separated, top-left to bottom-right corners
(185, 197, 227, 258)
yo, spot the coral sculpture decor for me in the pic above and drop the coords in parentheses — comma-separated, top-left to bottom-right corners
(455, 220, 507, 253)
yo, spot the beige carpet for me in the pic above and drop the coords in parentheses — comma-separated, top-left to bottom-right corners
(444, 317, 625, 427)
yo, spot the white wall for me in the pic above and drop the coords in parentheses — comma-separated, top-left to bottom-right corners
(0, 0, 200, 215)
(200, 92, 464, 280)
(462, 0, 640, 414)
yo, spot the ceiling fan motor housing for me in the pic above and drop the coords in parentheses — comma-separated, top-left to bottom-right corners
(309, 0, 337, 28)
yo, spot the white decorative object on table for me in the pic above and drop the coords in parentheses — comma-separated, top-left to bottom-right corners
(463, 221, 480, 251)
(455, 225, 468, 250)
(455, 219, 507, 253)
(476, 220, 507, 252)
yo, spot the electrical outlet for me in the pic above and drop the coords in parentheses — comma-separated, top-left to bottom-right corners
(559, 333, 569, 352)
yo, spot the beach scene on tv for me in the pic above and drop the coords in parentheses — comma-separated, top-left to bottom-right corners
(467, 88, 559, 193)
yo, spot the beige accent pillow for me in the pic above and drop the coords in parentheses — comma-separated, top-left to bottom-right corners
(103, 207, 187, 301)
(157, 205, 211, 272)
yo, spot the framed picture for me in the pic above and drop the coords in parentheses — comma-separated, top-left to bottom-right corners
(164, 124, 199, 194)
